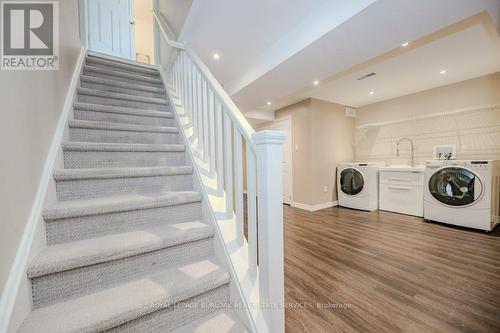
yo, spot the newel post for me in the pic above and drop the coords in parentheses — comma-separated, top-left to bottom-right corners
(252, 130, 286, 333)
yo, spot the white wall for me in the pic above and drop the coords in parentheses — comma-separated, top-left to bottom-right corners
(0, 0, 82, 330)
(355, 72, 500, 165)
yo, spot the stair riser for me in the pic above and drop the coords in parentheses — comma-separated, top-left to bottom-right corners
(78, 94, 169, 111)
(56, 174, 193, 201)
(81, 81, 166, 99)
(85, 59, 159, 77)
(31, 238, 214, 309)
(46, 201, 202, 244)
(74, 109, 174, 127)
(63, 150, 185, 168)
(83, 68, 162, 88)
(106, 285, 230, 333)
(69, 127, 179, 144)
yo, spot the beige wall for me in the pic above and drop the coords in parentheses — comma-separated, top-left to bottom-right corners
(0, 0, 82, 296)
(134, 0, 155, 64)
(355, 72, 500, 165)
(272, 98, 355, 206)
(276, 99, 311, 205)
(310, 99, 355, 204)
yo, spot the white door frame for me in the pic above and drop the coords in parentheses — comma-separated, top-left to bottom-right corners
(83, 0, 136, 60)
(258, 116, 293, 204)
(78, 0, 89, 49)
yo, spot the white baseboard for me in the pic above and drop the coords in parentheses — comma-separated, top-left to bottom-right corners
(0, 47, 87, 333)
(291, 201, 338, 212)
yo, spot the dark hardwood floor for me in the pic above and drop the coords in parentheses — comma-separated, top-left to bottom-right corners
(283, 205, 500, 333)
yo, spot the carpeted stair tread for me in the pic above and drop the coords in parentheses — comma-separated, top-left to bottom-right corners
(20, 259, 229, 333)
(54, 166, 192, 180)
(86, 54, 160, 76)
(80, 75, 166, 93)
(78, 87, 169, 105)
(62, 141, 185, 152)
(171, 309, 249, 333)
(87, 51, 157, 68)
(68, 119, 178, 133)
(84, 65, 163, 85)
(28, 221, 213, 278)
(20, 53, 248, 332)
(73, 102, 173, 118)
(43, 190, 202, 220)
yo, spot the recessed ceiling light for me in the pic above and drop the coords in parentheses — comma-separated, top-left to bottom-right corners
(267, 101, 272, 105)
(213, 53, 220, 60)
(313, 80, 319, 86)
(440, 69, 447, 74)
(401, 42, 409, 47)
(369, 91, 374, 95)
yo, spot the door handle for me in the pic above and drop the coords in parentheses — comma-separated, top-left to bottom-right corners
(388, 186, 411, 191)
(130, 21, 135, 25)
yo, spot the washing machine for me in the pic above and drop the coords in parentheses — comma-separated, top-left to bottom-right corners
(424, 160, 500, 231)
(337, 162, 385, 211)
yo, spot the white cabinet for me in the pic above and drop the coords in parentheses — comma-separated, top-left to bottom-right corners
(379, 168, 425, 217)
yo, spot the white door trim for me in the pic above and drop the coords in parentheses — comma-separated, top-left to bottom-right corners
(78, 0, 89, 49)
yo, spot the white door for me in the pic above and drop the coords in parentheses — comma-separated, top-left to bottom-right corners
(88, 0, 135, 60)
(258, 117, 292, 204)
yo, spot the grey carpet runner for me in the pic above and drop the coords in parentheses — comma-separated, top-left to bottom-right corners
(18, 53, 247, 333)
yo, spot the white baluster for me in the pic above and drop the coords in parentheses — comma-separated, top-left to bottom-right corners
(192, 66, 199, 141)
(223, 111, 233, 214)
(252, 130, 286, 333)
(233, 129, 244, 245)
(246, 146, 257, 271)
(174, 58, 178, 94)
(178, 54, 183, 104)
(181, 52, 187, 113)
(208, 90, 216, 178)
(187, 59, 193, 121)
(215, 100, 224, 196)
(202, 80, 209, 162)
(197, 71, 203, 153)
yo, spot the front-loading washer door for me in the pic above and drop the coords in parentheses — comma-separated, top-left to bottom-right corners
(340, 168, 365, 196)
(428, 167, 483, 207)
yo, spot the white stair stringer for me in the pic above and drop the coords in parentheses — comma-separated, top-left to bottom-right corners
(17, 52, 248, 333)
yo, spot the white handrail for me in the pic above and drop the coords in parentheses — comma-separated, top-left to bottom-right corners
(152, 11, 185, 50)
(154, 11, 286, 333)
(183, 44, 256, 152)
(152, 11, 256, 152)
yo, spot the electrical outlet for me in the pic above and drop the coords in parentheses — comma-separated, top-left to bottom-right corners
(295, 144, 299, 152)
(323, 186, 328, 193)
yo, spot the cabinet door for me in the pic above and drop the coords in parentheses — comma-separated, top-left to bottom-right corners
(380, 184, 423, 217)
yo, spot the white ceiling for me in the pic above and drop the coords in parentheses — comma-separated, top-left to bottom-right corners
(180, 0, 332, 83)
(176, 0, 500, 117)
(308, 23, 500, 107)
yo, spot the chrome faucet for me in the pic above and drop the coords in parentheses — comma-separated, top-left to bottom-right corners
(396, 137, 415, 167)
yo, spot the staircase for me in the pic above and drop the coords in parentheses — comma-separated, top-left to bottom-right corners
(18, 53, 248, 332)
